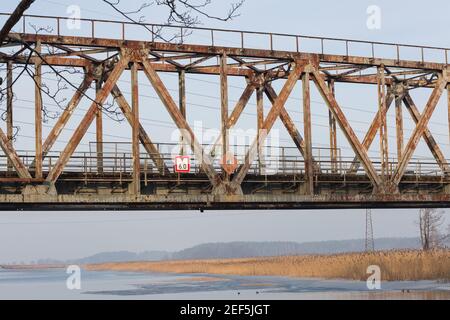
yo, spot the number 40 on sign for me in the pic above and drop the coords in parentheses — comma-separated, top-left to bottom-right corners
(174, 156, 191, 173)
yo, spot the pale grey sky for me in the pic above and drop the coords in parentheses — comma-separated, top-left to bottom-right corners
(0, 0, 449, 263)
(0, 209, 439, 263)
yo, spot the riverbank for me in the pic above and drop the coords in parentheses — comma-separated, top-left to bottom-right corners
(86, 249, 450, 281)
(0, 264, 65, 270)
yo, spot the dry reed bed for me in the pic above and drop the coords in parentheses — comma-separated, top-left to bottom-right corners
(86, 250, 450, 281)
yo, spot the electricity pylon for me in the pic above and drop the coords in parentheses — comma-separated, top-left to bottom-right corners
(365, 208, 375, 252)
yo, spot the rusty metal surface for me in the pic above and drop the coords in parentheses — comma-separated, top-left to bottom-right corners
(312, 68, 382, 190)
(328, 80, 338, 173)
(302, 72, 314, 195)
(34, 40, 43, 179)
(0, 193, 449, 211)
(46, 54, 130, 183)
(402, 92, 449, 173)
(131, 62, 140, 195)
(232, 62, 305, 186)
(111, 86, 168, 174)
(141, 57, 220, 187)
(392, 74, 448, 186)
(1, 15, 450, 209)
(6, 61, 13, 172)
(4, 12, 450, 68)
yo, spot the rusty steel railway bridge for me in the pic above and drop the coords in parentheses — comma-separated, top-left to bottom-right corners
(0, 13, 450, 210)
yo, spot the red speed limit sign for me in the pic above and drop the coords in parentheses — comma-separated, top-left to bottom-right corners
(174, 156, 191, 173)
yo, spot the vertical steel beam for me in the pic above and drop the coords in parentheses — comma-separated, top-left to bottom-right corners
(256, 85, 264, 172)
(311, 69, 381, 189)
(392, 75, 447, 186)
(34, 41, 42, 179)
(6, 61, 13, 172)
(303, 72, 314, 195)
(256, 86, 264, 133)
(328, 80, 338, 173)
(220, 53, 229, 180)
(179, 69, 186, 155)
(95, 78, 104, 174)
(46, 55, 129, 183)
(131, 62, 140, 195)
(395, 93, 404, 161)
(448, 84, 450, 145)
(377, 66, 389, 179)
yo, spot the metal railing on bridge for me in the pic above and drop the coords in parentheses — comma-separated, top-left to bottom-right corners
(0, 142, 448, 185)
(1, 13, 450, 64)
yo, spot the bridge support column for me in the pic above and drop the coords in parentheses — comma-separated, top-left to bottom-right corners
(34, 41, 43, 179)
(448, 84, 450, 146)
(179, 69, 186, 156)
(302, 71, 314, 196)
(220, 53, 230, 182)
(131, 62, 141, 195)
(328, 80, 338, 173)
(6, 61, 13, 172)
(395, 87, 404, 161)
(96, 77, 104, 174)
(377, 66, 389, 184)
(256, 84, 264, 175)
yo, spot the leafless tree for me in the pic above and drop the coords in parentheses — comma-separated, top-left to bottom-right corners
(0, 0, 245, 131)
(418, 209, 448, 250)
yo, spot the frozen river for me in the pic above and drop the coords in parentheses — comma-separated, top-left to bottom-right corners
(0, 268, 449, 300)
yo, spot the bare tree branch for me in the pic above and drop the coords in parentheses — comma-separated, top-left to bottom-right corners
(0, 0, 245, 139)
(0, 0, 36, 44)
(418, 209, 448, 250)
(102, 0, 245, 42)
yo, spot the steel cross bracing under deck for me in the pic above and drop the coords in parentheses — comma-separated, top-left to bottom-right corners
(0, 13, 450, 210)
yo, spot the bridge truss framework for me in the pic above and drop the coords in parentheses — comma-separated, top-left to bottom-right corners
(0, 14, 450, 210)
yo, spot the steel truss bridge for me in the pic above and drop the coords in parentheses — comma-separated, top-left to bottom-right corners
(0, 13, 450, 210)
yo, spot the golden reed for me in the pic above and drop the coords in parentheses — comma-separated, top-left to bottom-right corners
(86, 249, 450, 281)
